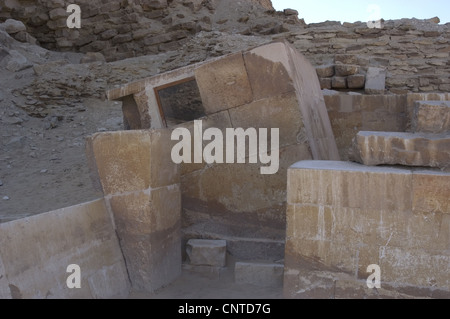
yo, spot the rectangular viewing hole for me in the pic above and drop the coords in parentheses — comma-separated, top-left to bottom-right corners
(155, 77, 206, 128)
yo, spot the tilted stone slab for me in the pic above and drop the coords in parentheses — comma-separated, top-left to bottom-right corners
(412, 101, 450, 134)
(106, 41, 340, 263)
(350, 131, 450, 169)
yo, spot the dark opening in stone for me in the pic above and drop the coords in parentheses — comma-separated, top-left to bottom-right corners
(156, 78, 206, 127)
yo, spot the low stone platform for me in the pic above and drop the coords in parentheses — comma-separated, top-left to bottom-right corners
(285, 160, 450, 299)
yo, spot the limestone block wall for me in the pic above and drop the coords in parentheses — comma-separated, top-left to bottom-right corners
(182, 43, 337, 258)
(179, 43, 338, 261)
(0, 0, 296, 61)
(324, 93, 408, 160)
(2, 2, 448, 93)
(86, 129, 182, 292)
(290, 19, 450, 94)
(285, 161, 450, 298)
(324, 92, 450, 160)
(0, 199, 130, 299)
(106, 41, 339, 260)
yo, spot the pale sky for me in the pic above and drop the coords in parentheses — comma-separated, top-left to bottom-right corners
(271, 0, 450, 24)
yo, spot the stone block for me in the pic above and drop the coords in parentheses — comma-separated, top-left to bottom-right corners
(119, 231, 181, 292)
(286, 160, 450, 296)
(287, 205, 333, 241)
(380, 247, 450, 290)
(332, 76, 347, 89)
(49, 8, 67, 20)
(316, 64, 335, 78)
(412, 171, 450, 215)
(234, 262, 284, 288)
(335, 54, 358, 65)
(327, 111, 362, 160)
(228, 92, 304, 148)
(108, 186, 181, 236)
(319, 78, 332, 90)
(88, 262, 130, 299)
(365, 67, 386, 94)
(86, 129, 179, 195)
(244, 43, 295, 100)
(195, 52, 253, 114)
(361, 111, 407, 132)
(186, 239, 227, 267)
(182, 143, 308, 217)
(175, 111, 232, 176)
(350, 131, 450, 169)
(347, 74, 365, 89)
(335, 64, 359, 76)
(0, 199, 129, 299)
(288, 161, 412, 210)
(412, 101, 450, 133)
(3, 19, 26, 34)
(270, 42, 339, 160)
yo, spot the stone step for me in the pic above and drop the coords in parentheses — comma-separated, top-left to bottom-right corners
(186, 239, 227, 267)
(234, 261, 284, 288)
(183, 228, 285, 261)
(350, 131, 450, 169)
(412, 101, 450, 134)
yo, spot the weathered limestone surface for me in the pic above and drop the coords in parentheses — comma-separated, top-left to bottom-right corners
(86, 129, 182, 292)
(186, 239, 227, 267)
(350, 131, 450, 169)
(412, 101, 450, 134)
(195, 52, 253, 114)
(108, 42, 339, 260)
(235, 262, 284, 288)
(0, 199, 130, 299)
(365, 67, 386, 94)
(86, 130, 179, 195)
(324, 93, 408, 160)
(285, 160, 450, 298)
(335, 64, 359, 77)
(347, 74, 365, 89)
(406, 93, 450, 131)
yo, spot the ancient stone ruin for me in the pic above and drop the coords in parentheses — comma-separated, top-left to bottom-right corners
(0, 0, 449, 299)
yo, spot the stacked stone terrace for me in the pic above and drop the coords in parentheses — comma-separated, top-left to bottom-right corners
(351, 101, 450, 169)
(285, 94, 450, 298)
(2, 1, 449, 94)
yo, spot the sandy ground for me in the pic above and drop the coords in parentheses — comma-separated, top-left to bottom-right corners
(0, 97, 123, 222)
(129, 267, 283, 299)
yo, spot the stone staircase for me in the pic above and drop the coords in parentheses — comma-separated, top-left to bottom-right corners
(183, 239, 284, 288)
(350, 100, 450, 170)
